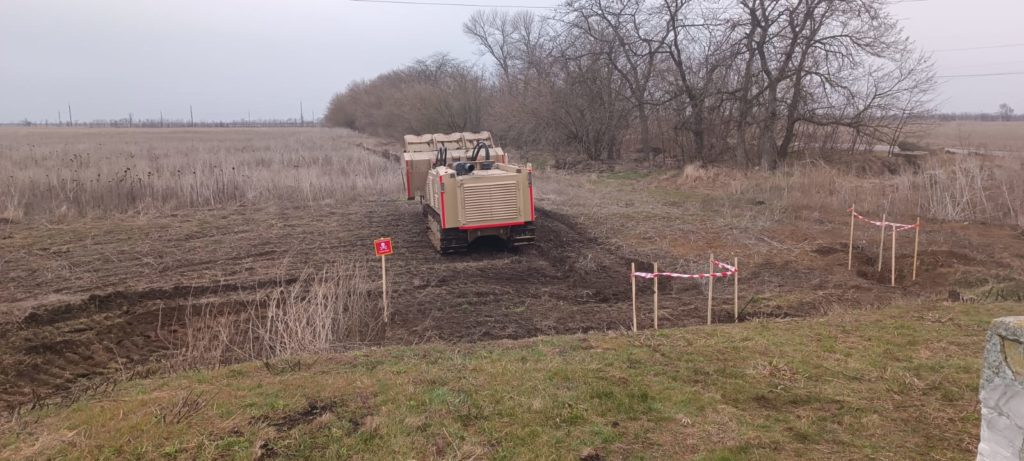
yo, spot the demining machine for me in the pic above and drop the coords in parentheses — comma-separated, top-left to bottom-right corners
(402, 132, 536, 253)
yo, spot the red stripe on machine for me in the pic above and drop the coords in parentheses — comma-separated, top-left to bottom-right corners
(459, 221, 525, 231)
(405, 160, 412, 199)
(528, 172, 535, 221)
(528, 182, 536, 220)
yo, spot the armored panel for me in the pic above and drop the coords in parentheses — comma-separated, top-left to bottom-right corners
(461, 180, 521, 224)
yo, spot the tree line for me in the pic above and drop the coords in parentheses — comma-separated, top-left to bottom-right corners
(326, 0, 937, 169)
(934, 104, 1020, 122)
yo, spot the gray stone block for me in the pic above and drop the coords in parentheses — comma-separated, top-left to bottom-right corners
(978, 316, 1024, 461)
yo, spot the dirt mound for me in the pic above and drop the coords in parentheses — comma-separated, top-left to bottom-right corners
(2, 195, 1022, 415)
(0, 204, 639, 413)
(378, 205, 636, 344)
(0, 285, 255, 412)
(792, 150, 923, 177)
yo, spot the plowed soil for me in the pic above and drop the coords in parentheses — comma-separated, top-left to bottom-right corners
(0, 202, 642, 412)
(3, 172, 1024, 416)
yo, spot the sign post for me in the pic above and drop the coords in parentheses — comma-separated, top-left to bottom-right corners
(733, 257, 739, 323)
(912, 217, 920, 281)
(890, 225, 897, 287)
(847, 204, 855, 271)
(707, 253, 714, 325)
(630, 262, 637, 333)
(877, 214, 886, 272)
(652, 262, 659, 330)
(373, 237, 394, 323)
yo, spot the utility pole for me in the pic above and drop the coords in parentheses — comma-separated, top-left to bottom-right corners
(58, 111, 62, 126)
(189, 105, 194, 128)
(128, 113, 133, 128)
(299, 101, 304, 127)
(160, 111, 164, 128)
(67, 104, 73, 127)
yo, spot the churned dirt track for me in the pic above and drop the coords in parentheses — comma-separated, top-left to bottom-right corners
(0, 201, 639, 412)
(4, 193, 1022, 414)
(4, 174, 1024, 415)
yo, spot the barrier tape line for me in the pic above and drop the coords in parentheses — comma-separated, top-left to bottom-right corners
(714, 260, 736, 272)
(633, 260, 737, 280)
(847, 208, 919, 232)
(892, 223, 918, 233)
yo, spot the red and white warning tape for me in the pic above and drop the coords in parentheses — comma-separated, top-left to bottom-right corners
(891, 223, 918, 233)
(848, 208, 919, 233)
(633, 260, 737, 280)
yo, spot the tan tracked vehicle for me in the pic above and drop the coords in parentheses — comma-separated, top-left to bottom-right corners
(402, 132, 536, 253)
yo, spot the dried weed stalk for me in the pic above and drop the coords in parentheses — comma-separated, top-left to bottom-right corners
(172, 262, 385, 368)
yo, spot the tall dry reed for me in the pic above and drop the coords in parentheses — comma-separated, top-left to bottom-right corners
(172, 262, 385, 368)
(736, 155, 1024, 227)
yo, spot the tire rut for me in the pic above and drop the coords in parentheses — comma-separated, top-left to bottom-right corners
(2, 204, 642, 414)
(0, 279, 293, 413)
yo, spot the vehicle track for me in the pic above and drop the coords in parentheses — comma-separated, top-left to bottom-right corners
(0, 282, 281, 413)
(0, 202, 729, 414)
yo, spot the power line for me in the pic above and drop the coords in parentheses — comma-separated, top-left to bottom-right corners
(940, 59, 1024, 70)
(347, 0, 1024, 63)
(937, 71, 1024, 79)
(352, 0, 922, 8)
(932, 43, 1024, 53)
(350, 0, 555, 8)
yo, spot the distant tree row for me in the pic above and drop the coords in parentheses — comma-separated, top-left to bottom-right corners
(324, 55, 488, 137)
(932, 104, 1021, 122)
(326, 0, 937, 169)
(6, 118, 320, 128)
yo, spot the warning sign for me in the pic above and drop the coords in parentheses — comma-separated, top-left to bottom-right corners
(374, 238, 393, 257)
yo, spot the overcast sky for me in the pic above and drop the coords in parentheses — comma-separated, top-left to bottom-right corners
(2, 0, 1022, 123)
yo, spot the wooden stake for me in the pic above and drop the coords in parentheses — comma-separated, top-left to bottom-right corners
(707, 254, 714, 325)
(733, 257, 739, 323)
(631, 263, 637, 333)
(891, 224, 897, 287)
(877, 214, 887, 272)
(381, 255, 389, 322)
(912, 218, 920, 281)
(653, 262, 659, 330)
(848, 205, 856, 270)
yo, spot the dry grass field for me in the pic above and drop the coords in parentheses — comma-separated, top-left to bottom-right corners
(913, 120, 1024, 153)
(0, 128, 399, 221)
(1, 125, 1023, 459)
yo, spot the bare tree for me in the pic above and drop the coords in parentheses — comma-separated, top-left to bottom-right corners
(551, 36, 634, 160)
(731, 0, 933, 168)
(464, 10, 517, 86)
(325, 54, 489, 137)
(463, 10, 559, 148)
(999, 103, 1016, 122)
(335, 0, 937, 169)
(562, 0, 669, 160)
(656, 0, 734, 163)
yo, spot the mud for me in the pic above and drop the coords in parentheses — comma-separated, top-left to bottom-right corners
(1, 197, 1022, 414)
(0, 202, 644, 413)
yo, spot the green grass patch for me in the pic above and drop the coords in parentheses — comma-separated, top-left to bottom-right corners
(1, 303, 1017, 460)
